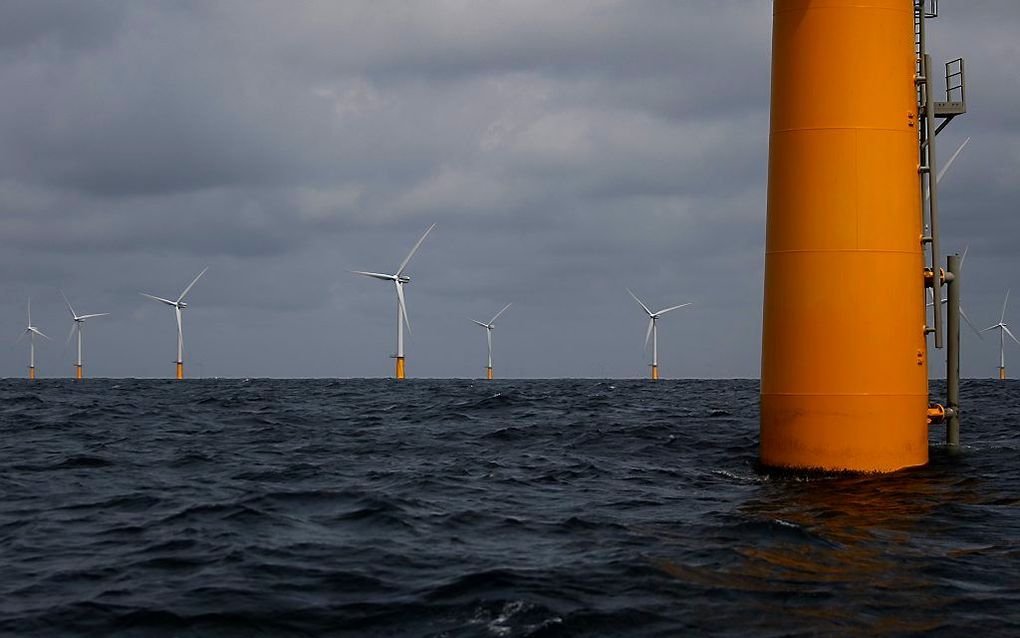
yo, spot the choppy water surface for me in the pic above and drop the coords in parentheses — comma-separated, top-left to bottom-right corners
(1, 379, 1018, 636)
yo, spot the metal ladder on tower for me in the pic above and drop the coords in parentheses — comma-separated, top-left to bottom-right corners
(916, 0, 968, 349)
(915, 0, 970, 443)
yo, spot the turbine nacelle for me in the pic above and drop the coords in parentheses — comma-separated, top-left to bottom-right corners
(398, 275, 411, 284)
(471, 304, 511, 333)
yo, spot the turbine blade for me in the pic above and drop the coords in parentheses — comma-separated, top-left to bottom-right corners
(351, 270, 396, 282)
(33, 328, 51, 340)
(981, 325, 999, 333)
(1005, 325, 1020, 347)
(177, 267, 208, 303)
(60, 289, 77, 319)
(958, 245, 969, 273)
(1002, 290, 1010, 325)
(470, 319, 489, 328)
(489, 303, 512, 325)
(65, 322, 77, 348)
(959, 306, 983, 339)
(627, 289, 653, 317)
(396, 223, 436, 277)
(644, 318, 654, 350)
(27, 298, 31, 326)
(655, 302, 692, 316)
(395, 281, 411, 335)
(140, 293, 177, 306)
(15, 330, 26, 344)
(936, 136, 970, 184)
(77, 313, 110, 320)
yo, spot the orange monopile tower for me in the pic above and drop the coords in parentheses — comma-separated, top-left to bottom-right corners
(760, 0, 929, 472)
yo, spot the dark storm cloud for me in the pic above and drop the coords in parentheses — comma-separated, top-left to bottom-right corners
(0, 1, 1016, 378)
(0, 0, 126, 55)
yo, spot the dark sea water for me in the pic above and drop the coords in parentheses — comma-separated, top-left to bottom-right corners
(1, 379, 1018, 637)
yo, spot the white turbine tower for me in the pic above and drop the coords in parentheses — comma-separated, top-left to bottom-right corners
(140, 267, 208, 380)
(982, 290, 1020, 380)
(16, 299, 50, 380)
(352, 224, 436, 379)
(627, 289, 691, 380)
(60, 290, 110, 380)
(470, 303, 511, 380)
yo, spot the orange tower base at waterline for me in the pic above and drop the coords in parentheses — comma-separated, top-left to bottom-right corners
(28, 367, 35, 381)
(486, 367, 493, 380)
(759, 0, 929, 473)
(395, 357, 406, 380)
(76, 365, 83, 380)
(651, 365, 659, 381)
(1000, 367, 1007, 381)
(176, 362, 184, 380)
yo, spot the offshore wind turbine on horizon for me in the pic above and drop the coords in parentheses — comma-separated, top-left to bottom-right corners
(627, 289, 691, 380)
(352, 224, 436, 380)
(60, 290, 110, 380)
(140, 267, 208, 380)
(470, 303, 511, 380)
(16, 299, 50, 380)
(982, 290, 1020, 380)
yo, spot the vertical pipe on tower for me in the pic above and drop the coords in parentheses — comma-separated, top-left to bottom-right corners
(760, 0, 929, 472)
(946, 254, 960, 447)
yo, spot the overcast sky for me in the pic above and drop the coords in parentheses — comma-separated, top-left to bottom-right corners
(0, 1, 1016, 379)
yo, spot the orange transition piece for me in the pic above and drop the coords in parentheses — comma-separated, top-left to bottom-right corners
(76, 365, 83, 380)
(651, 365, 659, 381)
(760, 0, 929, 472)
(29, 367, 35, 381)
(395, 357, 406, 380)
(486, 367, 494, 380)
(176, 362, 184, 380)
(1000, 367, 1007, 381)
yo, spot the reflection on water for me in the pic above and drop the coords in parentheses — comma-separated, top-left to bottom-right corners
(651, 445, 1016, 634)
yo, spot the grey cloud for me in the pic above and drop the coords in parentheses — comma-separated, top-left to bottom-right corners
(0, 1, 1016, 379)
(0, 0, 127, 55)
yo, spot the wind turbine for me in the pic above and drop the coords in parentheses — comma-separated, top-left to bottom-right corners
(16, 299, 50, 380)
(470, 303, 511, 380)
(627, 289, 691, 380)
(923, 138, 972, 338)
(352, 224, 436, 379)
(60, 290, 110, 380)
(140, 267, 208, 380)
(982, 290, 1020, 380)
